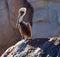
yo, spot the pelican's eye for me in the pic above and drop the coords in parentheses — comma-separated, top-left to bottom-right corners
(20, 11, 24, 16)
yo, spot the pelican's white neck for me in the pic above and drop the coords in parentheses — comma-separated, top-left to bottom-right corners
(19, 17, 22, 22)
(18, 8, 27, 22)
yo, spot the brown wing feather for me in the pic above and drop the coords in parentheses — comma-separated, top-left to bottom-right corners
(19, 22, 31, 39)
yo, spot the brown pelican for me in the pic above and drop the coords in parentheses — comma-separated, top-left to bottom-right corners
(16, 7, 32, 40)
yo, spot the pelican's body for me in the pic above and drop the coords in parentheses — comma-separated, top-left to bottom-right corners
(19, 21, 31, 40)
(16, 7, 32, 40)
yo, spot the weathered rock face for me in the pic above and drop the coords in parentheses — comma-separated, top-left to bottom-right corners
(28, 0, 60, 38)
(1, 38, 60, 57)
(0, 0, 33, 56)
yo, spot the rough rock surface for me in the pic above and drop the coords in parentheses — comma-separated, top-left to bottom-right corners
(1, 38, 60, 57)
(27, 0, 60, 38)
(0, 0, 33, 56)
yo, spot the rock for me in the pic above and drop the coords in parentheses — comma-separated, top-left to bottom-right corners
(27, 0, 60, 38)
(1, 38, 60, 57)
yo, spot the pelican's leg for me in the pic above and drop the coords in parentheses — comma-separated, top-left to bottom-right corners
(26, 37, 30, 42)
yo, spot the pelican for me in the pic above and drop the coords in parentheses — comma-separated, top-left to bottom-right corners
(16, 7, 32, 40)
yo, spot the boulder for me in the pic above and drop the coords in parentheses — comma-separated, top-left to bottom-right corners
(1, 38, 60, 57)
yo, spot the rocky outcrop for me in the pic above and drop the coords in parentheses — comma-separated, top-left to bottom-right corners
(0, 0, 33, 56)
(27, 0, 60, 38)
(1, 38, 60, 57)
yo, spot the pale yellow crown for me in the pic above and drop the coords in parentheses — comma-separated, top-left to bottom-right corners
(19, 7, 27, 14)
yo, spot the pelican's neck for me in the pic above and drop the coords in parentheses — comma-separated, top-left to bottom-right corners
(18, 11, 26, 23)
(19, 17, 22, 23)
(19, 14, 25, 22)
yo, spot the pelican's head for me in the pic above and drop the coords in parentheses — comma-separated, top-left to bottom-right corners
(18, 7, 27, 23)
(18, 7, 27, 17)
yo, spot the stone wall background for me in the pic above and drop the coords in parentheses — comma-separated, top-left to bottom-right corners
(28, 0, 60, 38)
